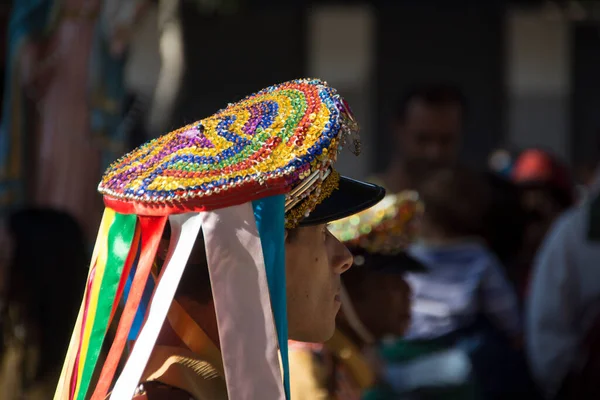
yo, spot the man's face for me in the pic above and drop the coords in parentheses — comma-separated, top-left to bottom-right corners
(285, 224, 353, 343)
(398, 100, 463, 178)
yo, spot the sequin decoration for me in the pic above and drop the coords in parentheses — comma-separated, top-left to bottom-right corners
(328, 191, 424, 254)
(99, 79, 360, 221)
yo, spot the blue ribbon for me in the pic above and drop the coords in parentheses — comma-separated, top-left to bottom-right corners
(252, 195, 290, 399)
(121, 241, 156, 341)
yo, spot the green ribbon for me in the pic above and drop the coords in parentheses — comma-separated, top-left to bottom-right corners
(77, 212, 137, 400)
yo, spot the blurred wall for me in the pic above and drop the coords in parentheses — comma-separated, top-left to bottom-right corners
(307, 4, 375, 180)
(572, 22, 600, 165)
(144, 1, 597, 176)
(506, 8, 571, 161)
(154, 1, 306, 135)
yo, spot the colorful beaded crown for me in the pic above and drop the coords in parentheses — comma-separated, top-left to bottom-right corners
(99, 78, 360, 227)
(328, 190, 423, 254)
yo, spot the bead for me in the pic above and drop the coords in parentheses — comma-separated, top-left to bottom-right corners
(327, 191, 424, 255)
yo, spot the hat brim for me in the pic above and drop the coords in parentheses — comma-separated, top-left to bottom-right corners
(352, 250, 427, 274)
(298, 176, 386, 227)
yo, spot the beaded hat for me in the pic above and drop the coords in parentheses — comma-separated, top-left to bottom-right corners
(330, 191, 425, 346)
(53, 79, 384, 400)
(329, 190, 423, 256)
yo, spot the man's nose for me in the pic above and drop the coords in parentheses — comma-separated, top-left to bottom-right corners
(332, 239, 353, 274)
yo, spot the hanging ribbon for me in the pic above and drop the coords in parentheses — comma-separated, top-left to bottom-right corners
(91, 216, 167, 400)
(70, 265, 97, 399)
(202, 203, 285, 399)
(253, 195, 290, 399)
(123, 256, 156, 341)
(75, 211, 138, 400)
(110, 224, 141, 326)
(110, 213, 203, 399)
(54, 208, 112, 400)
(70, 209, 114, 399)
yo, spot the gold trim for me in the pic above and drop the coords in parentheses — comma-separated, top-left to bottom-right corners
(285, 169, 331, 211)
(285, 169, 340, 229)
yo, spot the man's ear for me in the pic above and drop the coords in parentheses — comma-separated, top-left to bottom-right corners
(284, 230, 289, 241)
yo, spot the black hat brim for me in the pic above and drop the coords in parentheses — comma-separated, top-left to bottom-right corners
(298, 176, 385, 227)
(351, 250, 428, 274)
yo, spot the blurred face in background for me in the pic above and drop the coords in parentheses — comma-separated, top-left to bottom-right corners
(519, 186, 570, 264)
(360, 273, 412, 337)
(397, 100, 463, 179)
(343, 270, 412, 339)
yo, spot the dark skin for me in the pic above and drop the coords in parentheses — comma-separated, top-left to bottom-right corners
(338, 272, 412, 347)
(324, 271, 412, 389)
(383, 100, 463, 192)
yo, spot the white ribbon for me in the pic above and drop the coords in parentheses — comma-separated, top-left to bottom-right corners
(202, 203, 285, 399)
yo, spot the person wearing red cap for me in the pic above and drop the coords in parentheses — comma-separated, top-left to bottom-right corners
(511, 148, 576, 298)
(511, 148, 575, 212)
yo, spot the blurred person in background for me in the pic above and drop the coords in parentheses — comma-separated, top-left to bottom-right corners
(0, 208, 88, 400)
(0, 0, 150, 242)
(289, 193, 423, 400)
(389, 166, 535, 399)
(510, 149, 576, 298)
(378, 84, 465, 193)
(526, 157, 600, 399)
(483, 171, 526, 272)
(405, 166, 520, 344)
(483, 149, 528, 303)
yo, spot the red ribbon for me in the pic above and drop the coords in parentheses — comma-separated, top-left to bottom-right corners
(90, 216, 167, 400)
